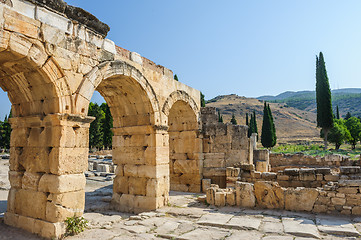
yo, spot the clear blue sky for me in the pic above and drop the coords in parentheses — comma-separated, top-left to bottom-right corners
(1, 0, 361, 119)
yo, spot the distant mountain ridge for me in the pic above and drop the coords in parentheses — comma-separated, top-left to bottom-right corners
(258, 88, 361, 101)
(257, 88, 361, 118)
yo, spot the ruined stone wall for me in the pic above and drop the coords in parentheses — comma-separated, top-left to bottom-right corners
(227, 166, 361, 188)
(200, 107, 250, 188)
(207, 179, 361, 216)
(270, 153, 360, 171)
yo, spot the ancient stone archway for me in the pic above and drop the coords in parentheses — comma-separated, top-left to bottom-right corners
(163, 91, 202, 192)
(1, 0, 201, 238)
(77, 60, 169, 213)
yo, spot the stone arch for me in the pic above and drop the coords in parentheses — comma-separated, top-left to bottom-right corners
(75, 60, 161, 125)
(76, 60, 169, 213)
(166, 93, 202, 193)
(162, 90, 199, 119)
(0, 31, 72, 117)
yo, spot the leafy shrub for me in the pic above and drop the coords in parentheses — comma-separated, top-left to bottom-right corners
(65, 215, 88, 236)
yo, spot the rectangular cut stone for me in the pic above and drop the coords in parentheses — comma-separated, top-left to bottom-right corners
(38, 174, 86, 193)
(14, 189, 47, 220)
(4, 8, 40, 39)
(35, 7, 72, 34)
(47, 190, 85, 210)
(113, 175, 129, 194)
(128, 177, 147, 195)
(22, 171, 42, 191)
(8, 171, 23, 189)
(49, 147, 88, 175)
(102, 38, 116, 54)
(45, 201, 82, 223)
(12, 0, 36, 19)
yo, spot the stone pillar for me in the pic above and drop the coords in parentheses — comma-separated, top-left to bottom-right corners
(254, 149, 270, 172)
(4, 114, 93, 238)
(112, 125, 169, 213)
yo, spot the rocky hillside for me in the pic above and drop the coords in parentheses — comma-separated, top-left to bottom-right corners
(258, 88, 361, 118)
(206, 94, 320, 143)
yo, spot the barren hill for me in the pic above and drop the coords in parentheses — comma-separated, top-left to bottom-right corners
(206, 94, 320, 143)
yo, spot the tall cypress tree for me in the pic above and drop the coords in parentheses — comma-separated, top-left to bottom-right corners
(316, 52, 333, 150)
(88, 103, 104, 150)
(230, 113, 237, 125)
(268, 104, 277, 147)
(336, 105, 340, 119)
(253, 110, 258, 140)
(247, 113, 252, 138)
(174, 74, 179, 81)
(261, 102, 274, 148)
(200, 92, 206, 107)
(101, 103, 113, 149)
(218, 111, 223, 123)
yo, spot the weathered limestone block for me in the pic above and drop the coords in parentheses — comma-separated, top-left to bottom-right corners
(128, 177, 147, 195)
(113, 176, 129, 194)
(19, 147, 50, 173)
(285, 187, 319, 211)
(324, 174, 339, 181)
(331, 197, 346, 205)
(352, 206, 361, 215)
(22, 171, 42, 191)
(8, 171, 23, 189)
(173, 159, 199, 174)
(202, 179, 211, 193)
(14, 189, 47, 220)
(214, 191, 226, 207)
(38, 174, 86, 193)
(206, 186, 217, 205)
(46, 200, 83, 223)
(235, 181, 255, 207)
(226, 191, 236, 206)
(47, 190, 85, 210)
(313, 204, 328, 213)
(146, 177, 168, 197)
(254, 181, 285, 209)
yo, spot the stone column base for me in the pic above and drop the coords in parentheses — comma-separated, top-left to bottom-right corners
(4, 212, 65, 239)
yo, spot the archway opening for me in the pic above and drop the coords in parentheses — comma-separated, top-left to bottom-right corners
(0, 88, 11, 218)
(168, 101, 201, 193)
(85, 69, 168, 213)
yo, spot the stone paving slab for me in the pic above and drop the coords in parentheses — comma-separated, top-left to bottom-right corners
(225, 215, 262, 230)
(316, 216, 361, 237)
(177, 227, 231, 240)
(226, 230, 263, 240)
(197, 212, 233, 227)
(261, 221, 284, 234)
(282, 217, 321, 239)
(262, 235, 294, 240)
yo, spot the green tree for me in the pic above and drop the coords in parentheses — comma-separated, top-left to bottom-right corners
(253, 110, 258, 140)
(248, 113, 254, 138)
(246, 113, 252, 137)
(336, 105, 340, 119)
(200, 92, 206, 107)
(316, 52, 333, 150)
(88, 103, 104, 149)
(345, 117, 361, 149)
(230, 113, 237, 125)
(324, 119, 350, 150)
(218, 110, 223, 123)
(261, 103, 276, 148)
(345, 112, 352, 120)
(100, 103, 113, 149)
(174, 74, 179, 81)
(268, 104, 277, 146)
(0, 110, 12, 149)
